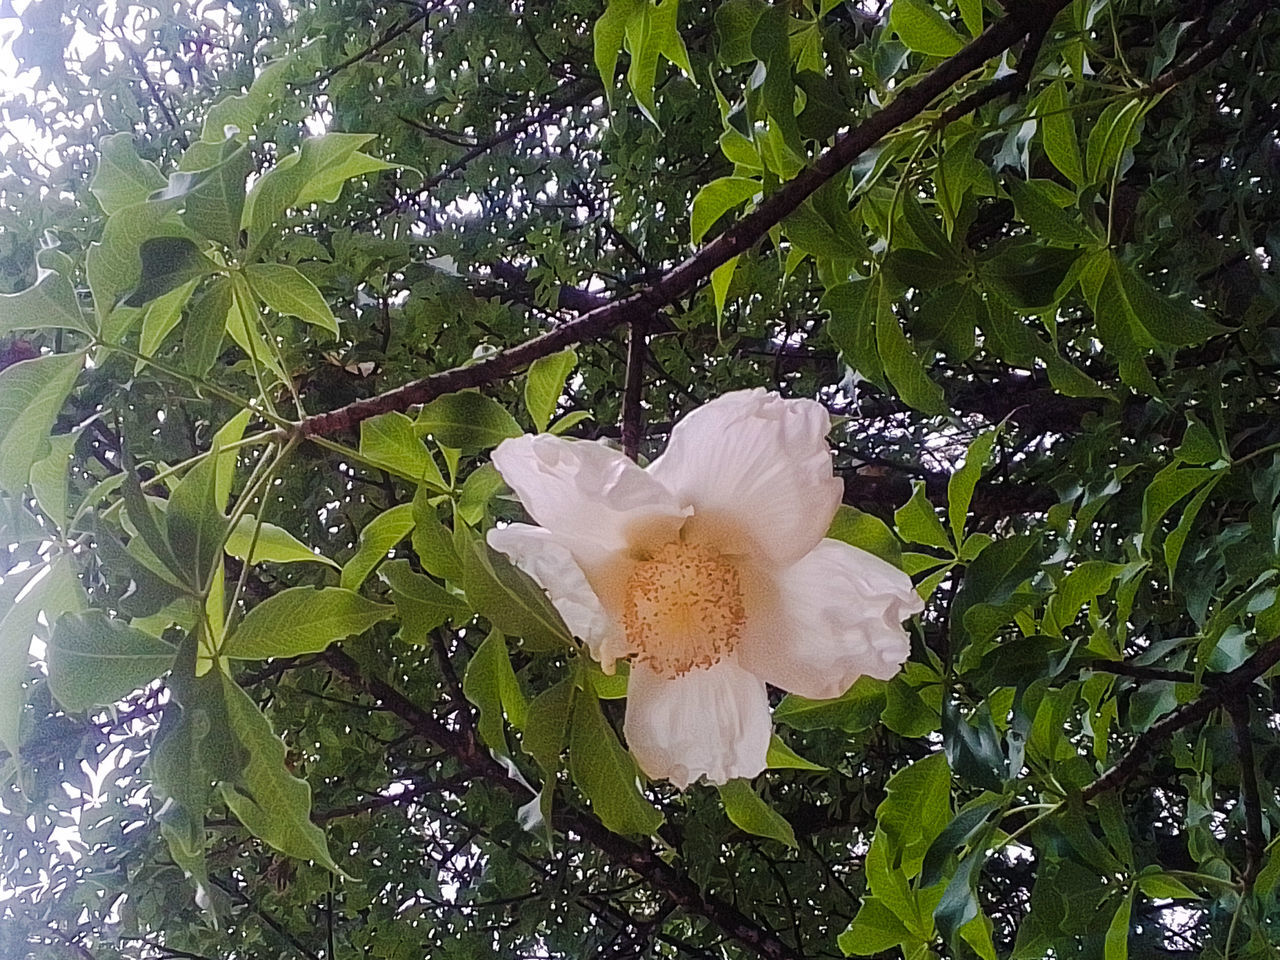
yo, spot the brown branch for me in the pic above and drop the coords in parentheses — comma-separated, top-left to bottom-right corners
(1231, 702, 1264, 888)
(321, 649, 805, 960)
(299, 2, 1070, 438)
(1146, 0, 1270, 95)
(621, 319, 649, 460)
(1086, 661, 1196, 684)
(1082, 636, 1280, 800)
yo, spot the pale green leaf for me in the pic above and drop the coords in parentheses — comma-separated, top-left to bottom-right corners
(691, 176, 760, 244)
(340, 503, 416, 590)
(226, 515, 339, 569)
(359, 411, 446, 488)
(217, 671, 341, 872)
(766, 734, 826, 771)
(0, 264, 91, 335)
(890, 0, 964, 57)
(568, 685, 663, 834)
(0, 352, 83, 497)
(244, 262, 338, 337)
(48, 611, 175, 712)
(463, 539, 573, 651)
(91, 133, 166, 215)
(378, 558, 469, 643)
(895, 481, 951, 551)
(948, 429, 998, 545)
(222, 587, 394, 659)
(718, 779, 796, 846)
(525, 348, 578, 432)
(416, 391, 522, 452)
(463, 629, 527, 753)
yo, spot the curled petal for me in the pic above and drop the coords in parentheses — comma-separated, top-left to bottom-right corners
(487, 524, 631, 671)
(623, 658, 771, 788)
(492, 434, 687, 557)
(738, 539, 922, 700)
(648, 389, 843, 566)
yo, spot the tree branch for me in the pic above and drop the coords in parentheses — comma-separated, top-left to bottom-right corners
(1082, 635, 1280, 800)
(321, 649, 805, 960)
(1230, 702, 1264, 888)
(621, 318, 649, 460)
(299, 2, 1070, 438)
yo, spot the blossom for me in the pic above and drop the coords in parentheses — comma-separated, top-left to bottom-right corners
(488, 389, 923, 788)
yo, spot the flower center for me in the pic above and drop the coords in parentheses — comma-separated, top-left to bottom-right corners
(622, 541, 746, 678)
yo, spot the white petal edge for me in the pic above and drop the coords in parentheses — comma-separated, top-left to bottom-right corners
(647, 389, 843, 566)
(737, 538, 923, 700)
(487, 523, 631, 671)
(492, 434, 687, 555)
(623, 658, 771, 789)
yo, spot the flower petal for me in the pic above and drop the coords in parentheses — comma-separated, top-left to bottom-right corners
(487, 523, 631, 671)
(492, 434, 687, 555)
(622, 658, 771, 788)
(648, 389, 843, 565)
(737, 538, 923, 700)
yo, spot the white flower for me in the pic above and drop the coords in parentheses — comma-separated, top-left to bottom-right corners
(488, 389, 923, 789)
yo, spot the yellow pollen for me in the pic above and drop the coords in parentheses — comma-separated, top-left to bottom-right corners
(622, 541, 746, 678)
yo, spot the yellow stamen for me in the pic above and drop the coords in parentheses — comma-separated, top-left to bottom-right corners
(622, 541, 745, 678)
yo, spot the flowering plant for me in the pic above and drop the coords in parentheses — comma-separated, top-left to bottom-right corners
(489, 389, 922, 787)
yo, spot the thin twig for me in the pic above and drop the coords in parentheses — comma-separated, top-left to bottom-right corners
(303, 4, 437, 88)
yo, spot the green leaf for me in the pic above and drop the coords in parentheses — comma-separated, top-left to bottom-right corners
(890, 0, 964, 57)
(691, 176, 760, 243)
(827, 504, 902, 564)
(955, 0, 982, 36)
(1112, 260, 1227, 347)
(751, 4, 803, 157)
(243, 133, 378, 253)
(948, 429, 998, 545)
(138, 279, 198, 360)
(1136, 873, 1199, 900)
(123, 237, 218, 309)
(569, 684, 663, 835)
(1007, 178, 1094, 247)
(47, 611, 175, 712)
(223, 587, 394, 659)
(1044, 560, 1125, 635)
(715, 0, 766, 65)
(295, 151, 394, 206)
(359, 412, 446, 488)
(91, 133, 166, 215)
(0, 560, 83, 757)
(340, 503, 416, 590)
(774, 675, 887, 733)
(624, 0, 694, 126)
(593, 0, 642, 92)
(717, 779, 797, 846)
(1104, 888, 1133, 960)
(225, 515, 339, 569)
(711, 255, 739, 325)
(412, 487, 464, 582)
(1038, 81, 1084, 186)
(1141, 463, 1218, 547)
(458, 462, 504, 525)
(416, 392, 522, 452)
(1176, 413, 1222, 464)
(183, 276, 231, 377)
(1163, 473, 1221, 579)
(463, 629, 527, 753)
(525, 348, 578, 432)
(201, 54, 294, 143)
(378, 559, 469, 643)
(896, 481, 951, 551)
(463, 539, 573, 651)
(877, 293, 946, 415)
(166, 453, 227, 591)
(244, 262, 338, 337)
(839, 897, 913, 955)
(1086, 99, 1142, 186)
(30, 431, 77, 533)
(877, 752, 951, 872)
(823, 280, 885, 388)
(0, 352, 83, 496)
(0, 263, 91, 335)
(168, 143, 254, 248)
(217, 671, 341, 872)
(766, 734, 826, 771)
